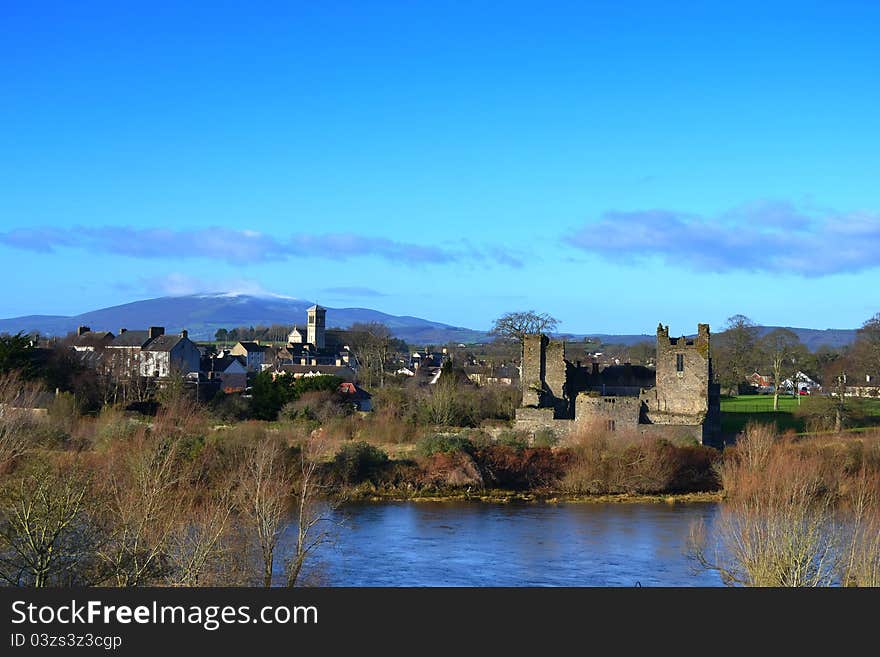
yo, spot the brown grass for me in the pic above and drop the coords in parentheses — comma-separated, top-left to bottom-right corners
(560, 425, 719, 495)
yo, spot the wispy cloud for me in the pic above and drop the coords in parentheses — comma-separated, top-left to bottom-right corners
(565, 200, 880, 276)
(484, 246, 526, 269)
(0, 225, 520, 268)
(294, 234, 454, 265)
(322, 286, 388, 298)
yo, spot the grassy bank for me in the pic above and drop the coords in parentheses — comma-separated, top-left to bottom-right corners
(720, 394, 880, 435)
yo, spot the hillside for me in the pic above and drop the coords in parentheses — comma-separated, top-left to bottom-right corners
(567, 327, 858, 350)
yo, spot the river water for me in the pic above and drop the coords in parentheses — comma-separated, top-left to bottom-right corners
(283, 501, 725, 586)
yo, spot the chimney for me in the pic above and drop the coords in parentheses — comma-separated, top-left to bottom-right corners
(180, 329, 188, 339)
(149, 326, 164, 339)
(77, 325, 90, 336)
(119, 328, 127, 334)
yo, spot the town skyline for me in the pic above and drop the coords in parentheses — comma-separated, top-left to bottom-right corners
(0, 290, 869, 346)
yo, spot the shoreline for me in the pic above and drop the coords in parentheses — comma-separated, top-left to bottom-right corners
(346, 489, 723, 505)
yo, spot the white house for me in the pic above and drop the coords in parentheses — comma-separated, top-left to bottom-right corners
(230, 341, 267, 372)
(780, 371, 820, 394)
(139, 330, 201, 378)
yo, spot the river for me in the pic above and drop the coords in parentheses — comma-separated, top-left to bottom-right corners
(280, 501, 725, 586)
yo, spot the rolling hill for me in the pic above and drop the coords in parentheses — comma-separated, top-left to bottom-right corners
(0, 294, 488, 345)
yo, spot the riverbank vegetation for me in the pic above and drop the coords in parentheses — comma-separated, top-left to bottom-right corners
(2, 356, 880, 586)
(689, 423, 880, 586)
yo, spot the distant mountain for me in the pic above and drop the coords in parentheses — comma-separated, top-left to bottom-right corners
(0, 294, 488, 345)
(0, 294, 860, 349)
(753, 326, 858, 351)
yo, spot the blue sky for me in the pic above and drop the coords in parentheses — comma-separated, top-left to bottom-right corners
(1, 1, 878, 334)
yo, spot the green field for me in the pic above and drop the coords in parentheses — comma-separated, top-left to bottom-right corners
(720, 394, 880, 435)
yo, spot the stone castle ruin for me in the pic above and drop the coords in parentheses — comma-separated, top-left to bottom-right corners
(515, 323, 721, 445)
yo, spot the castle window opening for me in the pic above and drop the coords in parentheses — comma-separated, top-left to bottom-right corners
(606, 419, 616, 432)
(676, 354, 684, 372)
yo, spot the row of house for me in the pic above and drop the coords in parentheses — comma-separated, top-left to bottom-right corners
(746, 369, 880, 397)
(840, 372, 880, 398)
(73, 325, 201, 379)
(746, 370, 821, 395)
(69, 306, 371, 409)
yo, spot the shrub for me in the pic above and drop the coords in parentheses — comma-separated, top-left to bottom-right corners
(331, 441, 389, 485)
(419, 451, 484, 489)
(371, 386, 419, 423)
(280, 390, 351, 424)
(416, 434, 475, 457)
(48, 392, 79, 434)
(532, 428, 559, 448)
(209, 392, 251, 422)
(495, 431, 530, 450)
(91, 405, 140, 448)
(560, 428, 720, 494)
(473, 446, 566, 490)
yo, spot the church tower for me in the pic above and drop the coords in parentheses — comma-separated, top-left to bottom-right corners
(307, 304, 326, 349)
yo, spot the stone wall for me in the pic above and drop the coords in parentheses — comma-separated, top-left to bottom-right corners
(574, 393, 641, 429)
(514, 407, 575, 436)
(545, 340, 568, 418)
(521, 334, 547, 407)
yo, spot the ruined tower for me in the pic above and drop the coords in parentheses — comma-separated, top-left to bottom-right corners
(520, 333, 568, 418)
(307, 304, 326, 349)
(521, 334, 548, 407)
(641, 323, 720, 441)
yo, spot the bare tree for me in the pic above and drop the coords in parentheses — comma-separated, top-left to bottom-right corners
(95, 432, 185, 586)
(0, 371, 44, 472)
(0, 466, 92, 587)
(713, 314, 760, 395)
(760, 328, 805, 410)
(101, 349, 154, 406)
(689, 425, 840, 586)
(490, 311, 559, 344)
(286, 437, 341, 587)
(422, 372, 463, 426)
(824, 359, 850, 433)
(839, 462, 880, 586)
(850, 312, 880, 380)
(348, 322, 394, 389)
(236, 437, 291, 587)
(164, 483, 236, 587)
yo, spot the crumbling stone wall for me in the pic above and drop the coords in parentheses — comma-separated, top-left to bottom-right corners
(574, 394, 641, 429)
(521, 334, 547, 407)
(514, 407, 575, 436)
(519, 334, 569, 418)
(545, 340, 568, 418)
